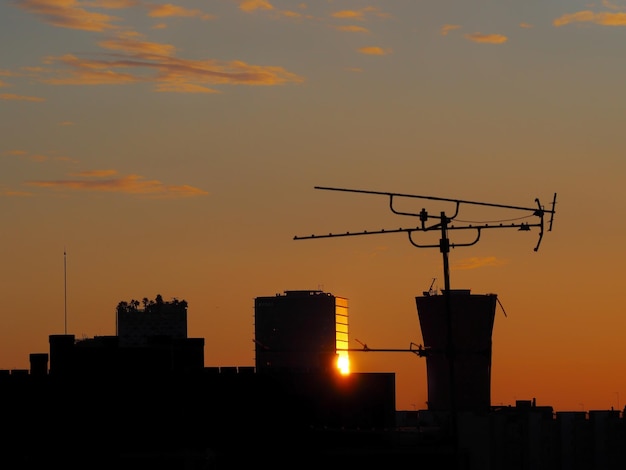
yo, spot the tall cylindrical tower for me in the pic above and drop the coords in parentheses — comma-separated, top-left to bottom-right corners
(416, 289, 497, 412)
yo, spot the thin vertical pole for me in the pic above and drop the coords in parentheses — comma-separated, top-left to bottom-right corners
(64, 248, 67, 335)
(440, 212, 458, 464)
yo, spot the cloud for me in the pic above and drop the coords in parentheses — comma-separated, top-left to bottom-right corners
(553, 10, 626, 26)
(238, 0, 274, 13)
(11, 3, 303, 94)
(98, 32, 177, 56)
(1, 188, 34, 197)
(14, 0, 122, 31)
(70, 169, 118, 177)
(91, 0, 138, 8)
(464, 33, 508, 44)
(601, 0, 626, 11)
(26, 172, 209, 198)
(146, 4, 214, 20)
(440, 24, 461, 36)
(40, 54, 141, 86)
(332, 10, 364, 20)
(279, 10, 304, 19)
(358, 46, 392, 55)
(519, 22, 533, 29)
(331, 7, 388, 21)
(335, 25, 370, 33)
(59, 121, 75, 126)
(154, 82, 220, 94)
(38, 52, 304, 91)
(0, 93, 46, 101)
(451, 256, 507, 271)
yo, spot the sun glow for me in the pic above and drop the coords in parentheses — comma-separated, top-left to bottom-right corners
(337, 352, 350, 375)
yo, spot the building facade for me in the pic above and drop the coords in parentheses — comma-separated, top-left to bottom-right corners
(254, 290, 349, 374)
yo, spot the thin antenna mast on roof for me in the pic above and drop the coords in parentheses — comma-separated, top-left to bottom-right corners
(64, 248, 67, 335)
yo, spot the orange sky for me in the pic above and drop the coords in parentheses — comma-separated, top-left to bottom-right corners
(2, 0, 626, 412)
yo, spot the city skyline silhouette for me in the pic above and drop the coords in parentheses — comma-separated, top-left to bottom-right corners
(2, 0, 626, 415)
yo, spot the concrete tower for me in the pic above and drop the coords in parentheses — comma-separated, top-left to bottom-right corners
(416, 289, 497, 412)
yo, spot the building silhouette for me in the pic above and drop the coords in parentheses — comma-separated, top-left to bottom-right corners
(254, 290, 349, 373)
(3, 290, 626, 469)
(116, 295, 188, 347)
(416, 289, 497, 412)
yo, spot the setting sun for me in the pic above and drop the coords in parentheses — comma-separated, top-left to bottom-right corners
(337, 353, 350, 375)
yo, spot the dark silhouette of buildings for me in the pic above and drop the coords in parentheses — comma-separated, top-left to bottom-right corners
(2, 291, 626, 469)
(1, 293, 404, 468)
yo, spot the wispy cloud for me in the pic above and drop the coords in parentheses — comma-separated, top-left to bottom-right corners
(358, 46, 392, 56)
(9, 1, 305, 95)
(279, 10, 305, 19)
(238, 0, 274, 13)
(98, 31, 177, 56)
(332, 10, 363, 20)
(601, 0, 626, 11)
(464, 33, 508, 44)
(519, 22, 533, 29)
(335, 25, 370, 33)
(440, 24, 461, 36)
(0, 188, 34, 197)
(91, 0, 139, 8)
(37, 49, 304, 91)
(0, 93, 46, 101)
(70, 169, 118, 177)
(146, 4, 214, 20)
(331, 7, 388, 21)
(553, 10, 626, 26)
(14, 0, 122, 32)
(26, 171, 209, 198)
(451, 256, 507, 271)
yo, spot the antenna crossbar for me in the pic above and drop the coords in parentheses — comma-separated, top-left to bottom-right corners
(314, 186, 556, 214)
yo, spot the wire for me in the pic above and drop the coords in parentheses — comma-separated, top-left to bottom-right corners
(454, 214, 534, 224)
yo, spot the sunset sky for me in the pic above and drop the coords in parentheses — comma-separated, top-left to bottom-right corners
(2, 0, 626, 412)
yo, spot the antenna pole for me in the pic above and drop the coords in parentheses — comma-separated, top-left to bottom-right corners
(440, 212, 458, 458)
(64, 248, 67, 335)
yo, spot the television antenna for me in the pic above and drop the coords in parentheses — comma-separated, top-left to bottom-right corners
(294, 186, 557, 453)
(294, 186, 557, 293)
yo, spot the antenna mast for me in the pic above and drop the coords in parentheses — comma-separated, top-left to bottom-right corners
(64, 248, 67, 335)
